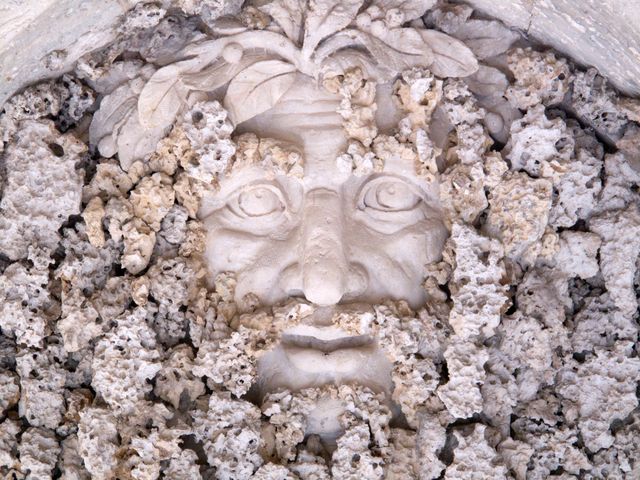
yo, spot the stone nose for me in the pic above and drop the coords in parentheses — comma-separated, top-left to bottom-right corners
(301, 188, 366, 306)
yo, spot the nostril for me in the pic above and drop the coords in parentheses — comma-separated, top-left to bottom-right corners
(281, 262, 304, 298)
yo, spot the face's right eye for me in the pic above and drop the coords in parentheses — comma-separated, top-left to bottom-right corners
(217, 181, 294, 235)
(230, 184, 286, 218)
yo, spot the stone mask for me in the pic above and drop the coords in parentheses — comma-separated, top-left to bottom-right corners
(199, 75, 447, 311)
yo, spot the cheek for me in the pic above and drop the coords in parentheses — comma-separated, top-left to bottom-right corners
(205, 228, 281, 272)
(348, 226, 430, 284)
(205, 225, 302, 302)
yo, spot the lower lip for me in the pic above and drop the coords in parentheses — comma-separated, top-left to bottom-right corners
(283, 345, 369, 374)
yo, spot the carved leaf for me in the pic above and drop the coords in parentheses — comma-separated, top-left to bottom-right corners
(318, 28, 433, 81)
(419, 29, 478, 78)
(302, 0, 365, 57)
(89, 82, 137, 151)
(137, 63, 192, 130)
(182, 51, 269, 91)
(116, 107, 166, 171)
(224, 60, 297, 124)
(453, 19, 520, 59)
(260, 0, 306, 44)
(371, 0, 437, 22)
(380, 28, 434, 57)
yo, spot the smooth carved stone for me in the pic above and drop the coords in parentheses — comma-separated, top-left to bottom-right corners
(200, 79, 448, 310)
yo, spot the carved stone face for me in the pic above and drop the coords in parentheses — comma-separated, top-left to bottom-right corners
(200, 77, 447, 311)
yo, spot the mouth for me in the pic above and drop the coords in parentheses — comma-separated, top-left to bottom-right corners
(280, 325, 374, 353)
(256, 323, 393, 394)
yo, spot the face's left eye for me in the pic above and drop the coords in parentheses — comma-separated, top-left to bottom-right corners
(228, 184, 286, 218)
(360, 177, 422, 212)
(355, 175, 429, 234)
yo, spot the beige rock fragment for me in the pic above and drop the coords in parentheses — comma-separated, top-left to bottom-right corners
(414, 414, 447, 479)
(498, 312, 553, 401)
(437, 340, 488, 419)
(55, 225, 120, 297)
(82, 196, 106, 247)
(129, 172, 175, 231)
(554, 231, 601, 279)
(446, 424, 507, 479)
(359, 305, 447, 427)
(557, 343, 640, 452)
(174, 172, 206, 217)
(0, 419, 20, 470)
(394, 67, 442, 132)
(0, 120, 85, 260)
(331, 423, 385, 480)
(497, 439, 534, 480)
(164, 449, 203, 480)
(571, 293, 637, 353)
(447, 224, 507, 338)
(331, 68, 378, 147)
(0, 261, 59, 348)
(16, 345, 67, 429)
(0, 370, 19, 413)
(549, 150, 602, 228)
(92, 275, 132, 322)
(232, 133, 306, 178)
(193, 326, 260, 397)
(441, 79, 485, 128)
(154, 345, 205, 409)
(596, 152, 640, 213)
(589, 203, 640, 317)
(131, 276, 150, 306)
(591, 410, 640, 479)
(92, 308, 161, 414)
(77, 407, 120, 480)
(192, 392, 263, 478)
(571, 68, 629, 142)
(383, 429, 418, 479)
(121, 218, 157, 274)
(179, 219, 207, 257)
(505, 105, 574, 179)
(439, 162, 487, 224)
(157, 204, 189, 247)
(103, 196, 133, 242)
(57, 288, 103, 353)
(485, 172, 552, 267)
(60, 435, 91, 480)
(252, 463, 298, 479)
(505, 48, 571, 109)
(511, 420, 590, 479)
(261, 389, 316, 462)
(180, 101, 237, 184)
(18, 427, 61, 480)
(83, 160, 135, 202)
(126, 424, 191, 479)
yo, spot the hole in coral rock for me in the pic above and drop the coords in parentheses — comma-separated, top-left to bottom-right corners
(48, 142, 64, 157)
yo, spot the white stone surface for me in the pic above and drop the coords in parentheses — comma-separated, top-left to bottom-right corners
(465, 0, 640, 96)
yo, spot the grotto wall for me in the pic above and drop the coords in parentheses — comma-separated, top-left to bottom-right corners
(2, 0, 640, 108)
(1, 0, 640, 479)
